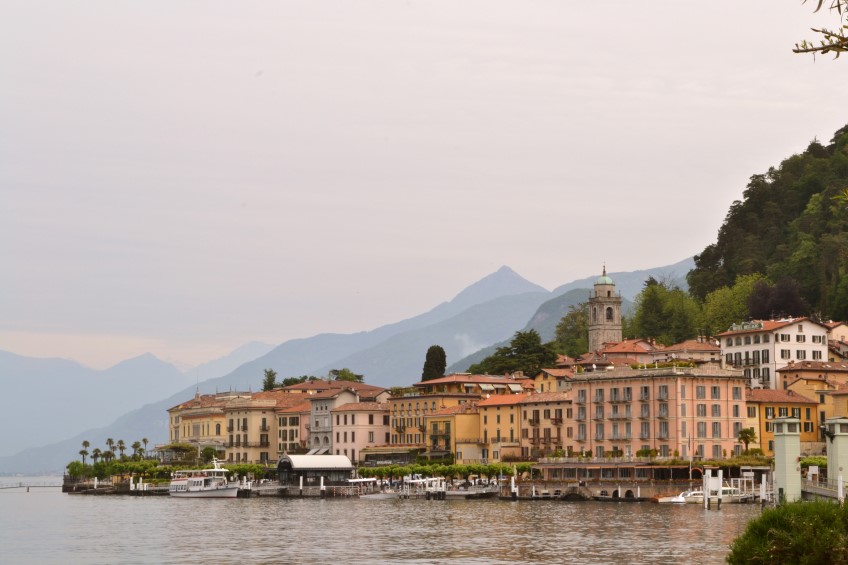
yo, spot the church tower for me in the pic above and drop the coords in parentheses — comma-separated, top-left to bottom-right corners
(588, 266, 622, 353)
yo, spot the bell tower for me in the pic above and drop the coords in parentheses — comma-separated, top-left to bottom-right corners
(588, 266, 622, 353)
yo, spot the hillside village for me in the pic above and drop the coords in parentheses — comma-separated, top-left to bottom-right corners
(166, 270, 848, 472)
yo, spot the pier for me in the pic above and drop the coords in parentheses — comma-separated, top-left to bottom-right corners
(0, 481, 63, 490)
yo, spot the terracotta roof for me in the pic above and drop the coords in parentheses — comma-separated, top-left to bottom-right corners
(519, 391, 572, 404)
(831, 383, 848, 396)
(537, 368, 574, 379)
(276, 400, 312, 414)
(776, 361, 848, 373)
(414, 373, 528, 387)
(662, 339, 720, 353)
(281, 379, 386, 394)
(601, 339, 663, 354)
(168, 392, 250, 411)
(745, 388, 816, 404)
(430, 403, 479, 416)
(332, 402, 389, 412)
(477, 393, 530, 407)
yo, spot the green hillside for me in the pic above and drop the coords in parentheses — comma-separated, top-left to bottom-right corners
(688, 124, 848, 319)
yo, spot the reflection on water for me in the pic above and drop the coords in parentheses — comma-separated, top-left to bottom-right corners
(1, 488, 760, 564)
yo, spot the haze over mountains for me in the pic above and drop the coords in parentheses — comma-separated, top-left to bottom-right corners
(0, 258, 693, 474)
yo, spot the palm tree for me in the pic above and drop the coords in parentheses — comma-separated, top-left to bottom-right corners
(91, 448, 102, 464)
(79, 448, 89, 465)
(738, 427, 757, 453)
(131, 441, 142, 459)
(142, 437, 149, 457)
(106, 438, 115, 454)
(117, 439, 126, 458)
(82, 439, 90, 452)
(102, 450, 114, 463)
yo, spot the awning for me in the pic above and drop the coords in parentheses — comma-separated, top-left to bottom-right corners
(316, 447, 330, 455)
(421, 450, 450, 457)
(507, 383, 523, 392)
(492, 384, 506, 389)
(306, 448, 320, 455)
(479, 384, 495, 391)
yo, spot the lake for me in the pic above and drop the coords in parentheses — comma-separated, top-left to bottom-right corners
(0, 481, 760, 564)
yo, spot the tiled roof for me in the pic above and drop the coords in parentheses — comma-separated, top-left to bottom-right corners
(662, 339, 720, 353)
(776, 361, 848, 373)
(477, 394, 530, 407)
(430, 403, 479, 416)
(745, 388, 816, 404)
(601, 339, 662, 354)
(519, 391, 572, 404)
(537, 368, 574, 379)
(414, 373, 528, 387)
(332, 402, 389, 412)
(276, 400, 312, 414)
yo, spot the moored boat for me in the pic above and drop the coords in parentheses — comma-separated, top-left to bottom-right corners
(675, 485, 753, 504)
(168, 458, 239, 498)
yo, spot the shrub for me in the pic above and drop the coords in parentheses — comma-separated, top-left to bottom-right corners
(727, 500, 848, 564)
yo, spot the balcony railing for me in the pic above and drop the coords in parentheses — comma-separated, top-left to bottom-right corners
(576, 397, 586, 405)
(455, 438, 485, 444)
(260, 425, 270, 432)
(576, 435, 587, 442)
(551, 417, 563, 426)
(528, 418, 540, 426)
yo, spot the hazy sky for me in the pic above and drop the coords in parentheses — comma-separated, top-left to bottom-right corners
(3, 2, 847, 370)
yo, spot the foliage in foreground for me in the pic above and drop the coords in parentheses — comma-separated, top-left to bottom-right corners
(727, 500, 848, 564)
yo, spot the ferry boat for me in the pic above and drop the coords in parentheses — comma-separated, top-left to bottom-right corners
(168, 458, 239, 498)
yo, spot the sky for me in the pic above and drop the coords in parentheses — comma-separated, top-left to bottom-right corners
(2, 1, 847, 371)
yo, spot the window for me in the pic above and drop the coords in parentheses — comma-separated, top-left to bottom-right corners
(697, 404, 707, 417)
(712, 445, 722, 458)
(765, 407, 774, 419)
(780, 334, 790, 342)
(696, 386, 706, 399)
(711, 404, 721, 417)
(813, 351, 822, 360)
(796, 334, 806, 343)
(780, 349, 791, 359)
(762, 350, 770, 363)
(697, 422, 707, 438)
(797, 350, 806, 360)
(792, 407, 801, 418)
(778, 407, 788, 417)
(744, 336, 751, 345)
(754, 335, 761, 344)
(732, 387, 742, 400)
(733, 405, 740, 418)
(735, 337, 742, 346)
(712, 422, 722, 438)
(763, 334, 770, 343)
(726, 338, 733, 346)
(711, 386, 720, 400)
(658, 385, 669, 400)
(813, 335, 824, 343)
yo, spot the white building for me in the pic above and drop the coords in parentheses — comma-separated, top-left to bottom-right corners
(717, 317, 830, 389)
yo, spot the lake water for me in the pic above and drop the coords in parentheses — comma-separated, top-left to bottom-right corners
(0, 480, 761, 564)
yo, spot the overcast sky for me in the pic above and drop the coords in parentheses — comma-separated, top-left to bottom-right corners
(2, 1, 847, 370)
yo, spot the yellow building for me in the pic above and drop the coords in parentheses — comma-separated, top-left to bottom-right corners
(518, 391, 574, 458)
(423, 403, 481, 464)
(167, 391, 246, 455)
(745, 388, 820, 456)
(477, 394, 528, 463)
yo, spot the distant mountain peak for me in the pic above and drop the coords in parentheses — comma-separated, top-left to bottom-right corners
(448, 266, 548, 311)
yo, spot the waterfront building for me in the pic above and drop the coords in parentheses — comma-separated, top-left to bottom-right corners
(744, 388, 819, 456)
(588, 267, 623, 354)
(424, 402, 481, 463)
(276, 400, 311, 457)
(780, 360, 848, 438)
(717, 317, 830, 389)
(477, 393, 527, 463)
(518, 392, 573, 458)
(330, 401, 390, 464)
(276, 454, 355, 486)
(167, 391, 238, 454)
(307, 385, 389, 454)
(223, 390, 310, 464)
(569, 366, 747, 459)
(598, 339, 662, 365)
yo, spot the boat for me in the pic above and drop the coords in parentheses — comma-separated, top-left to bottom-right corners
(445, 484, 499, 500)
(168, 458, 239, 498)
(359, 491, 401, 500)
(673, 486, 754, 504)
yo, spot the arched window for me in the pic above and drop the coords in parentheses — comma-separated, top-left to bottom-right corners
(323, 436, 330, 445)
(215, 423, 221, 435)
(314, 436, 320, 446)
(593, 307, 598, 322)
(606, 307, 613, 321)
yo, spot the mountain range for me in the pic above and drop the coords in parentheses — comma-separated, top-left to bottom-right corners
(0, 257, 693, 474)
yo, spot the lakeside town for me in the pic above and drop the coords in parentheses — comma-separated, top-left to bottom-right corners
(62, 270, 848, 504)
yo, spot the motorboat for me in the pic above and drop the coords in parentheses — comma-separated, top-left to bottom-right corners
(673, 486, 754, 504)
(168, 458, 239, 498)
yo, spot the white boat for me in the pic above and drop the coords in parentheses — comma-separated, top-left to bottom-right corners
(359, 491, 401, 500)
(168, 458, 240, 498)
(674, 486, 753, 504)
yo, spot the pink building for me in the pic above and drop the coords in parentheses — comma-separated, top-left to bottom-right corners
(566, 366, 747, 460)
(330, 402, 390, 465)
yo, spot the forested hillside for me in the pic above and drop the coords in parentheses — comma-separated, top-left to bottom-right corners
(688, 124, 848, 320)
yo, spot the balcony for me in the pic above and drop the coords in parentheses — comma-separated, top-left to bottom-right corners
(551, 417, 563, 426)
(657, 412, 669, 420)
(576, 435, 587, 442)
(639, 395, 650, 402)
(541, 437, 552, 445)
(593, 396, 605, 404)
(576, 397, 586, 405)
(575, 414, 586, 421)
(639, 433, 650, 440)
(260, 425, 270, 432)
(639, 412, 650, 420)
(528, 418, 540, 426)
(455, 437, 486, 445)
(608, 413, 626, 420)
(226, 426, 234, 433)
(529, 437, 540, 445)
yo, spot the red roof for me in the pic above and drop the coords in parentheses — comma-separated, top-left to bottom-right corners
(332, 402, 389, 412)
(519, 391, 572, 404)
(431, 403, 479, 416)
(745, 388, 816, 404)
(776, 361, 848, 373)
(477, 393, 530, 407)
